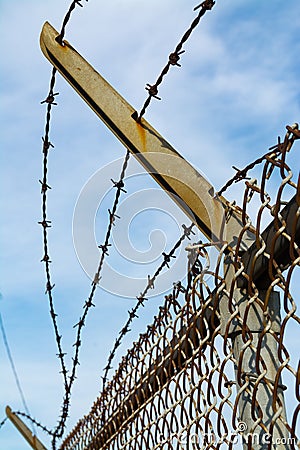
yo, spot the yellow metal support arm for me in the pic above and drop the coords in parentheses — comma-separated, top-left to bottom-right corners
(6, 406, 47, 450)
(40, 22, 254, 251)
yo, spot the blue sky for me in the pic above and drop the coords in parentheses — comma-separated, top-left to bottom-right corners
(0, 1, 299, 449)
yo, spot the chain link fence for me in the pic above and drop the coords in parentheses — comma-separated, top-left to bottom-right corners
(59, 125, 299, 450)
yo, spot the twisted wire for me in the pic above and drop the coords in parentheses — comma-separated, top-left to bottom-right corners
(0, 417, 7, 431)
(101, 223, 195, 391)
(13, 411, 55, 437)
(136, 0, 216, 121)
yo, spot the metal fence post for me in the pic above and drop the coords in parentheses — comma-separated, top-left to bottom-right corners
(222, 255, 288, 449)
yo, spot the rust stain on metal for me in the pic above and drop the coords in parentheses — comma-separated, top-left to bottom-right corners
(135, 121, 147, 151)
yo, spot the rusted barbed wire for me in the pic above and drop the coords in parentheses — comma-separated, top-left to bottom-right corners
(59, 125, 299, 450)
(53, 150, 130, 444)
(36, 0, 213, 446)
(13, 411, 56, 437)
(40, 63, 68, 448)
(38, 0, 98, 446)
(135, 0, 216, 121)
(16, 146, 130, 446)
(101, 223, 195, 392)
(56, 0, 89, 45)
(216, 123, 299, 197)
(12, 0, 299, 444)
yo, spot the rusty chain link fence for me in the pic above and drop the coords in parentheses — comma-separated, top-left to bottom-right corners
(3, 2, 299, 449)
(58, 125, 299, 449)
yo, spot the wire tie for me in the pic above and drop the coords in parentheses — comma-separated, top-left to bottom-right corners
(75, 0, 88, 7)
(73, 318, 85, 328)
(129, 309, 138, 319)
(137, 295, 146, 306)
(232, 165, 251, 182)
(84, 299, 95, 308)
(72, 357, 80, 366)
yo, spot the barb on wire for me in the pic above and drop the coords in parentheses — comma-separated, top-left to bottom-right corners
(41, 93, 59, 105)
(217, 149, 280, 197)
(101, 223, 195, 392)
(135, 0, 216, 121)
(217, 123, 299, 197)
(13, 411, 55, 437)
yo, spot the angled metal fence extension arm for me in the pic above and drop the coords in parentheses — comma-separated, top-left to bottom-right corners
(40, 22, 255, 254)
(6, 406, 48, 450)
(40, 21, 290, 449)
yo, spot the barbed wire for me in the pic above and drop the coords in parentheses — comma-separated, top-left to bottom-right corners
(4, 0, 250, 447)
(39, 0, 92, 447)
(40, 5, 132, 441)
(56, 0, 89, 45)
(0, 417, 7, 431)
(216, 123, 300, 197)
(37, 0, 211, 445)
(61, 123, 299, 449)
(9, 148, 130, 447)
(101, 223, 195, 392)
(58, 124, 300, 450)
(38, 1, 218, 440)
(27, 0, 300, 443)
(54, 150, 130, 443)
(13, 411, 56, 437)
(134, 0, 216, 121)
(39, 0, 90, 398)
